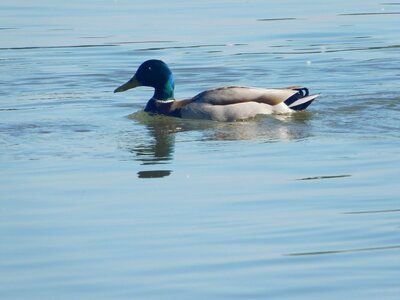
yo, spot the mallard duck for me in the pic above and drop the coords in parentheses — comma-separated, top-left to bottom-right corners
(114, 60, 319, 122)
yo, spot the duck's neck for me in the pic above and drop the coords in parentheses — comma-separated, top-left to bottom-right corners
(153, 76, 175, 101)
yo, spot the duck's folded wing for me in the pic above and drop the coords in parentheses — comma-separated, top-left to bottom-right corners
(191, 86, 299, 106)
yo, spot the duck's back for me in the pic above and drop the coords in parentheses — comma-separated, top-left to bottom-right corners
(191, 86, 298, 106)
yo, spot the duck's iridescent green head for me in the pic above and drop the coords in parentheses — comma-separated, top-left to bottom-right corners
(114, 59, 175, 101)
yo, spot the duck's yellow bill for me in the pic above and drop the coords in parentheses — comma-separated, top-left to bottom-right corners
(114, 76, 141, 93)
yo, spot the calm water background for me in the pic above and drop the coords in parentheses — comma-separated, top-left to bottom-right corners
(1, 1, 400, 299)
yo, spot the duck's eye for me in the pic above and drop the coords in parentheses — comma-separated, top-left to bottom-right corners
(148, 66, 152, 71)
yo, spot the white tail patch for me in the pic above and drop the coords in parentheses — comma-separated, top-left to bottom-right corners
(288, 94, 320, 111)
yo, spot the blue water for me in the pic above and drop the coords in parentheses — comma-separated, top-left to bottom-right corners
(1, 1, 400, 299)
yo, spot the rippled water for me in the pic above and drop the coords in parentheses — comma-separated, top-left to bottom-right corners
(1, 1, 400, 299)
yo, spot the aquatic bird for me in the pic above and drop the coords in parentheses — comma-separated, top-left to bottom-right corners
(114, 60, 319, 122)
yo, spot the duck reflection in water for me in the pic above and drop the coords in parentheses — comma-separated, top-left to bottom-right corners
(128, 112, 180, 179)
(126, 111, 314, 179)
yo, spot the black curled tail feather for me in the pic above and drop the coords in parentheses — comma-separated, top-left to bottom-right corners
(295, 87, 309, 97)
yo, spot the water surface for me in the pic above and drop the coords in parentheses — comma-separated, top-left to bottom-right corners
(1, 1, 400, 299)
